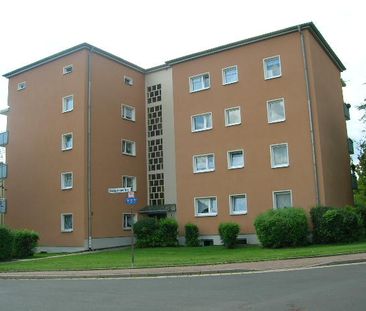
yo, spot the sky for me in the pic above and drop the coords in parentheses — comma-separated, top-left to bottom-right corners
(0, 0, 365, 154)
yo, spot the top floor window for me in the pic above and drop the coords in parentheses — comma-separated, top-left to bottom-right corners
(63, 65, 73, 75)
(124, 75, 134, 86)
(189, 73, 210, 93)
(222, 66, 238, 85)
(263, 55, 281, 80)
(17, 81, 26, 91)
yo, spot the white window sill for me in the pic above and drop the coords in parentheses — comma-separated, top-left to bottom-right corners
(194, 169, 215, 174)
(222, 80, 238, 86)
(62, 148, 73, 151)
(225, 122, 241, 127)
(228, 165, 244, 170)
(265, 74, 282, 80)
(122, 152, 136, 157)
(61, 229, 73, 233)
(61, 187, 73, 190)
(268, 119, 286, 124)
(189, 87, 210, 94)
(192, 127, 213, 133)
(122, 117, 136, 122)
(62, 109, 74, 113)
(230, 211, 248, 216)
(271, 164, 289, 169)
(195, 213, 217, 217)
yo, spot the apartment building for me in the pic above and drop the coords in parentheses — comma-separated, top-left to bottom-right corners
(2, 22, 353, 251)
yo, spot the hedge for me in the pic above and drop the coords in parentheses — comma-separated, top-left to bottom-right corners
(133, 217, 179, 248)
(12, 229, 39, 258)
(254, 208, 309, 248)
(0, 226, 14, 261)
(219, 223, 240, 248)
(185, 223, 200, 247)
(310, 206, 364, 243)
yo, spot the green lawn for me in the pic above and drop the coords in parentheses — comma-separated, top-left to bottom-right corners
(1, 242, 366, 272)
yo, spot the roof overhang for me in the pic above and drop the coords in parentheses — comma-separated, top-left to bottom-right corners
(139, 204, 176, 215)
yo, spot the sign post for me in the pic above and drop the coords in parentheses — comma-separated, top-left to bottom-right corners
(125, 194, 137, 268)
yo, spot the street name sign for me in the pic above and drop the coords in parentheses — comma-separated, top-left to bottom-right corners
(108, 187, 131, 194)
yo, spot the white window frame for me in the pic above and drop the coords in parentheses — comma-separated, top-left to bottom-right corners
(123, 213, 137, 230)
(191, 112, 213, 132)
(61, 132, 73, 151)
(229, 194, 248, 215)
(61, 213, 73, 232)
(227, 149, 245, 169)
(124, 75, 134, 86)
(63, 64, 73, 75)
(225, 106, 241, 127)
(189, 72, 210, 93)
(121, 104, 136, 121)
(267, 98, 286, 123)
(263, 55, 282, 80)
(17, 81, 26, 91)
(273, 190, 293, 209)
(122, 139, 136, 156)
(61, 172, 73, 190)
(193, 153, 215, 173)
(270, 143, 289, 168)
(62, 95, 74, 113)
(122, 175, 137, 191)
(222, 65, 238, 85)
(194, 196, 218, 217)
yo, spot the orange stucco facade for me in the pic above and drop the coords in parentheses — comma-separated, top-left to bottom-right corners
(2, 23, 353, 250)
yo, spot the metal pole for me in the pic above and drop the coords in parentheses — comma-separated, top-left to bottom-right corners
(131, 206, 135, 268)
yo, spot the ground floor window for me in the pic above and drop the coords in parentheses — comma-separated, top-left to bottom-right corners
(195, 197, 217, 216)
(61, 213, 73, 232)
(123, 213, 137, 230)
(229, 194, 247, 215)
(273, 190, 292, 209)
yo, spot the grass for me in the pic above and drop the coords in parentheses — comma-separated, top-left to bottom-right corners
(1, 241, 366, 272)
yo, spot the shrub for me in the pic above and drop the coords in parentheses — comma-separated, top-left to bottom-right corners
(310, 206, 334, 243)
(254, 208, 309, 248)
(185, 223, 200, 247)
(12, 229, 39, 258)
(133, 218, 161, 248)
(219, 222, 240, 248)
(317, 207, 364, 243)
(353, 205, 366, 232)
(159, 218, 178, 247)
(0, 226, 14, 261)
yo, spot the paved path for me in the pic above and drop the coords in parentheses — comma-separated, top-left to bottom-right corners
(1, 252, 366, 279)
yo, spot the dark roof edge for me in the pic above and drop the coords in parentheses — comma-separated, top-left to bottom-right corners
(3, 43, 145, 78)
(146, 63, 171, 73)
(166, 22, 345, 72)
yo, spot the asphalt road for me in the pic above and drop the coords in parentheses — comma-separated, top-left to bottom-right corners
(1, 263, 366, 311)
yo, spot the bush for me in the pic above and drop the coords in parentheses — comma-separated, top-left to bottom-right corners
(12, 229, 39, 258)
(159, 218, 178, 247)
(185, 223, 200, 247)
(316, 207, 364, 243)
(0, 226, 14, 261)
(254, 208, 309, 248)
(353, 205, 366, 232)
(310, 206, 334, 243)
(219, 223, 240, 248)
(133, 218, 161, 248)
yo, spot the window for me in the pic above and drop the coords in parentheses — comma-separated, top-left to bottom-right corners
(123, 213, 137, 230)
(63, 65, 73, 75)
(17, 81, 26, 91)
(121, 104, 135, 121)
(61, 213, 73, 232)
(122, 176, 137, 191)
(124, 75, 134, 86)
(191, 112, 212, 132)
(273, 190, 292, 209)
(222, 66, 238, 85)
(122, 139, 136, 156)
(227, 150, 244, 169)
(267, 98, 286, 123)
(193, 154, 215, 173)
(61, 172, 73, 190)
(270, 143, 289, 168)
(61, 133, 73, 151)
(62, 95, 74, 113)
(263, 55, 281, 80)
(195, 197, 217, 216)
(225, 107, 241, 126)
(230, 194, 247, 215)
(189, 73, 210, 92)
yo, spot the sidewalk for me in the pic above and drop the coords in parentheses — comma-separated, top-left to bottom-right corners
(1, 252, 366, 280)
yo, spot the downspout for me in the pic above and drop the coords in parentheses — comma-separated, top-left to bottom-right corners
(298, 26, 321, 206)
(87, 47, 95, 250)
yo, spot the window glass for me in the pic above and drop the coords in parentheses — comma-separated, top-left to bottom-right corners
(228, 150, 244, 168)
(274, 191, 292, 208)
(223, 66, 238, 84)
(264, 56, 281, 79)
(271, 144, 289, 167)
(231, 195, 247, 214)
(194, 154, 215, 172)
(190, 73, 210, 92)
(225, 107, 241, 126)
(192, 113, 212, 131)
(63, 214, 73, 231)
(196, 197, 217, 215)
(267, 99, 285, 123)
